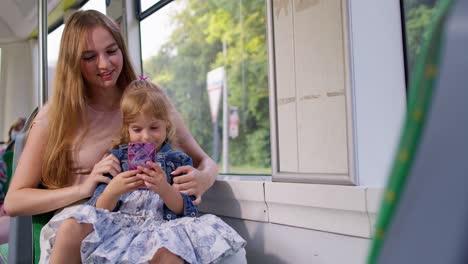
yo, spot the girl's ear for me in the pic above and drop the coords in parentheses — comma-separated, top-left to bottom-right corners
(166, 120, 171, 132)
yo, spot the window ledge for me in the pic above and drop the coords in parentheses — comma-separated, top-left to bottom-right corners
(199, 176, 269, 222)
(199, 177, 383, 238)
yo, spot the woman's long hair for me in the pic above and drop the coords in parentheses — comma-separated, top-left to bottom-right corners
(114, 80, 177, 149)
(42, 10, 137, 189)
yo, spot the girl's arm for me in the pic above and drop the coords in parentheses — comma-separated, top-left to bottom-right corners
(158, 185, 183, 215)
(95, 191, 121, 211)
(138, 163, 183, 215)
(172, 110, 218, 204)
(95, 169, 143, 211)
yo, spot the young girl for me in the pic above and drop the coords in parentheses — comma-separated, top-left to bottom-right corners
(40, 80, 246, 264)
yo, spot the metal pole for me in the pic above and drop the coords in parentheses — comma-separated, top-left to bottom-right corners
(38, 0, 48, 106)
(213, 119, 219, 162)
(222, 40, 229, 173)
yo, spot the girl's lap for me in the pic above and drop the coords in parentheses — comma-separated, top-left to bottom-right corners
(42, 205, 245, 264)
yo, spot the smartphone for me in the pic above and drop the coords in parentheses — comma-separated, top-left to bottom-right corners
(127, 142, 156, 170)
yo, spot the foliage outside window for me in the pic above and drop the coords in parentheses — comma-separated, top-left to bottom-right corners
(140, 0, 270, 175)
(403, 0, 441, 76)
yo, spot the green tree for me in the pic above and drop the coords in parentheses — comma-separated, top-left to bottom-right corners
(405, 5, 434, 73)
(404, 0, 440, 75)
(143, 0, 270, 171)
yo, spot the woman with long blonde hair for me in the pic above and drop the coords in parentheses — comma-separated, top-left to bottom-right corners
(4, 10, 219, 263)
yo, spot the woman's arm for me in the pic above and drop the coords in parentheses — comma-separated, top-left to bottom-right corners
(4, 114, 114, 216)
(3, 121, 88, 216)
(172, 110, 218, 204)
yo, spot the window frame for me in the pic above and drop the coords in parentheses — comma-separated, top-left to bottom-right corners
(136, 0, 173, 20)
(399, 0, 410, 93)
(267, 0, 357, 185)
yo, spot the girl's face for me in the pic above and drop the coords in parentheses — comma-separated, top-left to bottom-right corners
(128, 114, 168, 152)
(80, 26, 123, 93)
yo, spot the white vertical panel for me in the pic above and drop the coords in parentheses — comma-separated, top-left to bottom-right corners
(273, 0, 298, 172)
(0, 41, 37, 140)
(294, 0, 349, 174)
(349, 0, 406, 186)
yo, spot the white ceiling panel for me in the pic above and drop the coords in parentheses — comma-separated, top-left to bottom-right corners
(0, 0, 61, 44)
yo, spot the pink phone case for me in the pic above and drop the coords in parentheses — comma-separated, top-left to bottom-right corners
(128, 142, 156, 170)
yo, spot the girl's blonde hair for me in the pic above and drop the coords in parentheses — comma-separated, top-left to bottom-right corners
(114, 80, 177, 148)
(42, 10, 137, 189)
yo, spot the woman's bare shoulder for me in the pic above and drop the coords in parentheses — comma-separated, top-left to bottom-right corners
(33, 104, 50, 124)
(27, 103, 51, 133)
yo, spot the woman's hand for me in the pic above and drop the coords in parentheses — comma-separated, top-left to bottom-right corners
(78, 154, 121, 198)
(138, 162, 171, 194)
(170, 165, 213, 205)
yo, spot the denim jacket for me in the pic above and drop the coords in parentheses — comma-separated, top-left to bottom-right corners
(86, 142, 198, 220)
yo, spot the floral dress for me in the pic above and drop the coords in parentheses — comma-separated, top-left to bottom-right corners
(39, 143, 246, 264)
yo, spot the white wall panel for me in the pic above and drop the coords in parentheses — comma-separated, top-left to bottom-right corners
(273, 0, 299, 172)
(295, 0, 348, 174)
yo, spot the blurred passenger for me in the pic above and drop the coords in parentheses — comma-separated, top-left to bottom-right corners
(7, 117, 26, 145)
(0, 117, 25, 244)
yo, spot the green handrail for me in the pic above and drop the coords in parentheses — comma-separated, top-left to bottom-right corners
(367, 0, 455, 263)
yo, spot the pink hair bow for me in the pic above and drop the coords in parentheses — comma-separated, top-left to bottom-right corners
(138, 75, 149, 81)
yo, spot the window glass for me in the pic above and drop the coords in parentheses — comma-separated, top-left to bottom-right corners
(140, 0, 270, 175)
(47, 25, 64, 95)
(402, 0, 441, 76)
(81, 0, 106, 13)
(140, 0, 163, 13)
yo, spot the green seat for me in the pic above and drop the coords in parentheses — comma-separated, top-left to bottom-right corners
(0, 243, 8, 264)
(5, 107, 47, 264)
(1, 150, 13, 196)
(0, 148, 13, 264)
(33, 212, 55, 263)
(367, 0, 458, 263)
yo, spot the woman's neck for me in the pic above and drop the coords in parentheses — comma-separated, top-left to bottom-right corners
(87, 87, 122, 111)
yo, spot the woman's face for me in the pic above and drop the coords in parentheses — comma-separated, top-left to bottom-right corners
(80, 26, 123, 93)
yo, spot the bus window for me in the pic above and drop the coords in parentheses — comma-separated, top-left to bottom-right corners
(402, 0, 442, 79)
(80, 0, 106, 14)
(47, 25, 64, 96)
(139, 0, 271, 175)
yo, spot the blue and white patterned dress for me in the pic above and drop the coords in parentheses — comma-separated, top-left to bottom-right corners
(39, 143, 246, 264)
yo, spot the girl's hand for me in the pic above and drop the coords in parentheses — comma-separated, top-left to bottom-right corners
(78, 154, 121, 198)
(138, 162, 171, 194)
(170, 166, 208, 205)
(104, 170, 144, 198)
